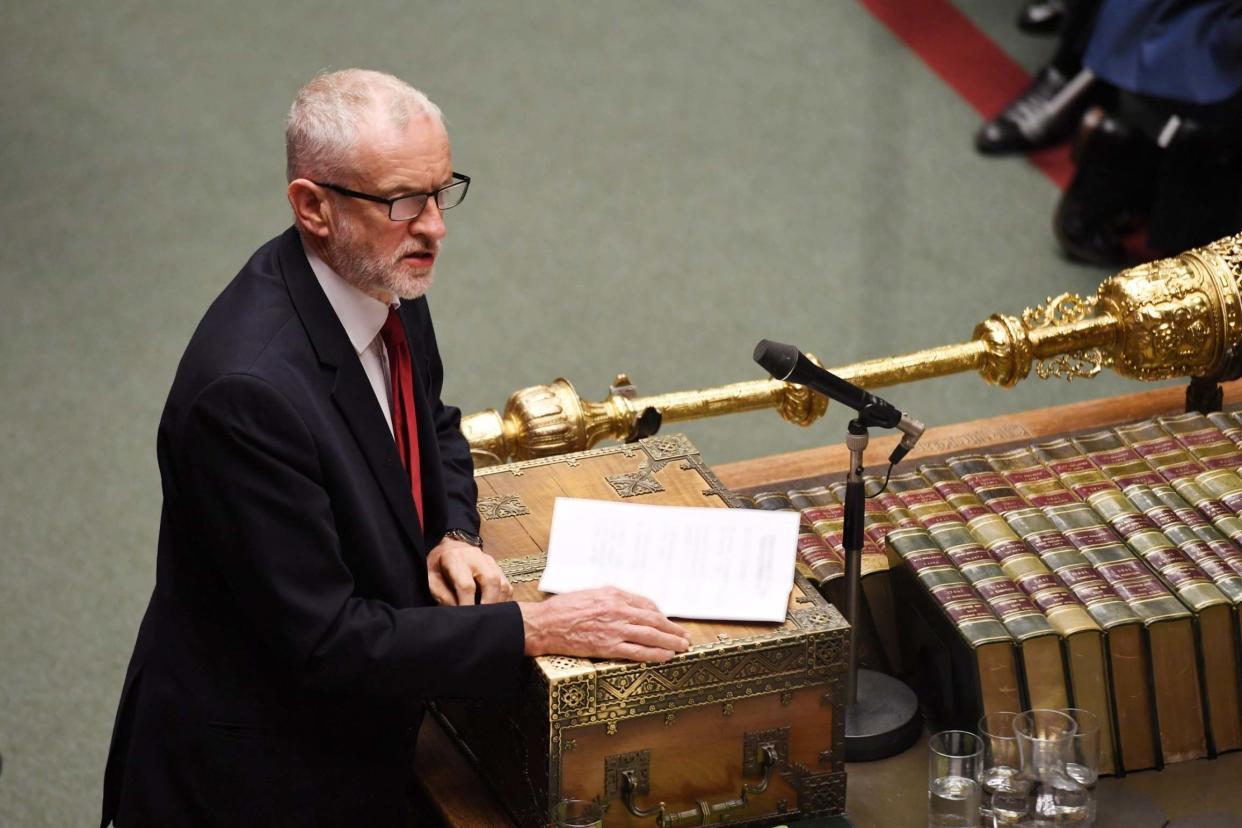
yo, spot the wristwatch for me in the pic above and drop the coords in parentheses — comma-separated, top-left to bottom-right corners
(443, 528, 484, 548)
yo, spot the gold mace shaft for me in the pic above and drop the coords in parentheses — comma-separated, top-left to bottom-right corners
(645, 314, 1120, 415)
(463, 234, 1242, 467)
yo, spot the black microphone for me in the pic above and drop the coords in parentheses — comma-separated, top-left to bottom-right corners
(754, 339, 925, 464)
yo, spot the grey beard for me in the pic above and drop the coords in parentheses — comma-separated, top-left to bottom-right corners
(331, 214, 437, 301)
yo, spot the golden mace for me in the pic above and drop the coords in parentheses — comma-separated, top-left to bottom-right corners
(463, 233, 1242, 467)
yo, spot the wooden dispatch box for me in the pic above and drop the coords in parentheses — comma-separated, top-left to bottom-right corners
(434, 434, 849, 827)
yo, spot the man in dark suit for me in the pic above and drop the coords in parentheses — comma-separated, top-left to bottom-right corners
(101, 68, 689, 827)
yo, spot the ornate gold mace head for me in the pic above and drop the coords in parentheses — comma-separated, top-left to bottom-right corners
(464, 233, 1242, 467)
(1101, 236, 1242, 380)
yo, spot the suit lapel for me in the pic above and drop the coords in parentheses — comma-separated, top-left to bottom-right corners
(277, 228, 427, 557)
(330, 362, 428, 555)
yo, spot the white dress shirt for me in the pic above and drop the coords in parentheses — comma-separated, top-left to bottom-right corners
(304, 244, 398, 438)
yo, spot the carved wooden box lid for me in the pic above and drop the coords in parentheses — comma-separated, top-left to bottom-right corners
(474, 434, 849, 725)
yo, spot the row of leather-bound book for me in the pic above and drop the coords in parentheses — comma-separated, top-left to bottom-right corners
(737, 410, 1242, 777)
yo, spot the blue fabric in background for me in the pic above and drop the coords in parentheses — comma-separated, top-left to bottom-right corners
(1085, 0, 1242, 104)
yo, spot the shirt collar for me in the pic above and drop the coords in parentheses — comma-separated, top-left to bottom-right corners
(303, 242, 397, 356)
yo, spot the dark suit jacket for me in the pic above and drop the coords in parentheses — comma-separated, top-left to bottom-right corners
(101, 227, 524, 827)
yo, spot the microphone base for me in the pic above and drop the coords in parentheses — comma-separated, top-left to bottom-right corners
(844, 668, 923, 762)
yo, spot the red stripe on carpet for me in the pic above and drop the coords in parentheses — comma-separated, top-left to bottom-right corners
(856, 0, 1074, 190)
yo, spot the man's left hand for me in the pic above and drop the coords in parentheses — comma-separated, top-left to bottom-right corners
(426, 538, 512, 606)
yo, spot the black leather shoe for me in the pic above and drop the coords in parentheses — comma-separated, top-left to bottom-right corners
(1054, 113, 1158, 266)
(1017, 0, 1067, 35)
(975, 67, 1103, 155)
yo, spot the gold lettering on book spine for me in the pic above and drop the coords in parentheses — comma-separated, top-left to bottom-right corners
(464, 233, 1242, 465)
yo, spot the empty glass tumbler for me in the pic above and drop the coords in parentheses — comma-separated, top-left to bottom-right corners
(1059, 708, 1100, 826)
(928, 730, 983, 828)
(978, 712, 1022, 824)
(990, 709, 1091, 827)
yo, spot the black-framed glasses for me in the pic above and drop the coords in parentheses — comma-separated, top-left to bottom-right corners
(313, 172, 471, 221)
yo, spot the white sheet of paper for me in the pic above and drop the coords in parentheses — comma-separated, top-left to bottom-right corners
(538, 497, 800, 623)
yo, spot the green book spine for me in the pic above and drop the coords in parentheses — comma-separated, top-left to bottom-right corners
(1154, 414, 1242, 515)
(1071, 430, 1166, 489)
(1033, 439, 1232, 614)
(1147, 418, 1242, 755)
(1115, 420, 1210, 481)
(984, 447, 1192, 625)
(921, 462, 1101, 634)
(873, 495, 1011, 646)
(1071, 429, 1242, 580)
(1158, 412, 1242, 472)
(1206, 411, 1242, 451)
(879, 506, 1022, 731)
(1149, 485, 1242, 578)
(786, 485, 834, 512)
(1123, 483, 1242, 602)
(887, 472, 1059, 642)
(1194, 468, 1242, 516)
(1114, 420, 1242, 521)
(1088, 487, 1230, 613)
(946, 454, 1139, 773)
(752, 490, 794, 511)
(948, 454, 1142, 628)
(872, 487, 919, 530)
(947, 453, 1141, 630)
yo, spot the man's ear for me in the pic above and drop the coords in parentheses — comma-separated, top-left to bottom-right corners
(287, 179, 332, 238)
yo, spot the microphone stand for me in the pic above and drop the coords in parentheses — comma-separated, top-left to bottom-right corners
(842, 417, 922, 762)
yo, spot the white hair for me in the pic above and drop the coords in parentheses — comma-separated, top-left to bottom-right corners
(285, 68, 444, 183)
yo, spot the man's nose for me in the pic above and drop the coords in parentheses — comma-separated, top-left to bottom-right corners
(411, 199, 446, 241)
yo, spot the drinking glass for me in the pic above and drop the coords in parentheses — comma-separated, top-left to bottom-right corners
(978, 712, 1021, 824)
(1059, 708, 1100, 826)
(550, 799, 603, 827)
(991, 709, 1088, 827)
(928, 729, 983, 828)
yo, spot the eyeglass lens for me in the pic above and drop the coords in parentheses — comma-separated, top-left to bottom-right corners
(391, 179, 468, 221)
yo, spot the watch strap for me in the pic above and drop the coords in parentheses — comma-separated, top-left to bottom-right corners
(443, 528, 484, 548)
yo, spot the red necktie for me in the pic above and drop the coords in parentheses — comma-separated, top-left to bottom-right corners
(379, 308, 424, 527)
